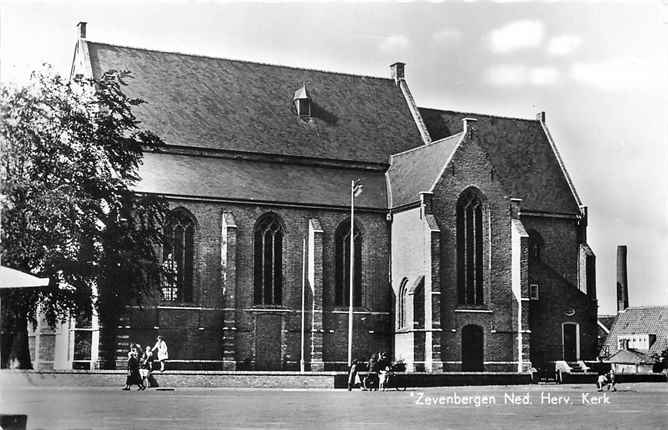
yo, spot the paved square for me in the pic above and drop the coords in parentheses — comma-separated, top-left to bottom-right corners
(1, 383, 667, 429)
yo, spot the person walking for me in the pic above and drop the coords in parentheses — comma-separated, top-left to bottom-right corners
(347, 359, 361, 391)
(152, 336, 169, 372)
(140, 345, 155, 388)
(122, 347, 145, 391)
(364, 353, 379, 391)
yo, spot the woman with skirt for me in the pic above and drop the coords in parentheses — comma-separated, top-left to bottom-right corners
(122, 348, 145, 391)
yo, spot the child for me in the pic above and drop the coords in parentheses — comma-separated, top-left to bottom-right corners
(140, 346, 155, 388)
(347, 360, 361, 391)
(152, 336, 168, 372)
(379, 364, 391, 391)
(596, 370, 617, 392)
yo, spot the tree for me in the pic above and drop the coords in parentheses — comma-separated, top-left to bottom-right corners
(0, 67, 167, 368)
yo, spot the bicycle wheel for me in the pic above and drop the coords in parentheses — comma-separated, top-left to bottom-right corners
(394, 375, 407, 391)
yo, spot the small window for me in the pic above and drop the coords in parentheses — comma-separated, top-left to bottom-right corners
(298, 99, 311, 117)
(529, 283, 539, 300)
(527, 230, 544, 263)
(293, 84, 311, 119)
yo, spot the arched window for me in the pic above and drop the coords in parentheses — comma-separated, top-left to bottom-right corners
(335, 221, 362, 307)
(162, 209, 196, 302)
(254, 213, 284, 305)
(456, 188, 486, 305)
(397, 278, 408, 329)
(527, 230, 544, 263)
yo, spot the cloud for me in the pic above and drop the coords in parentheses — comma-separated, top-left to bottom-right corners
(485, 64, 527, 86)
(432, 28, 462, 45)
(570, 57, 666, 91)
(529, 66, 559, 85)
(379, 35, 410, 53)
(485, 64, 560, 86)
(547, 35, 582, 56)
(488, 20, 545, 54)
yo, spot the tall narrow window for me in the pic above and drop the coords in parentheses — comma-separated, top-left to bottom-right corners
(397, 278, 408, 329)
(335, 221, 362, 307)
(254, 213, 284, 305)
(162, 209, 196, 302)
(456, 188, 486, 305)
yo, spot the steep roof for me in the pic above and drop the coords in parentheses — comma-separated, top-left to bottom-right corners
(598, 315, 617, 333)
(419, 108, 581, 214)
(85, 42, 423, 164)
(386, 132, 463, 208)
(603, 306, 668, 356)
(135, 152, 388, 209)
(608, 348, 654, 364)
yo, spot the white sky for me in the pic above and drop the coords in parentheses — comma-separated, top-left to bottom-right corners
(1, 0, 666, 314)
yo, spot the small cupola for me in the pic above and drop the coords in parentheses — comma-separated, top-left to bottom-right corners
(293, 83, 311, 118)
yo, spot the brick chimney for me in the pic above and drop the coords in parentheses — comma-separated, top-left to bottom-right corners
(390, 62, 405, 85)
(616, 245, 629, 313)
(77, 21, 87, 39)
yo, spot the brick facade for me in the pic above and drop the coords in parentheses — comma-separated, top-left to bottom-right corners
(111, 125, 597, 372)
(389, 121, 597, 373)
(114, 201, 391, 370)
(73, 39, 597, 373)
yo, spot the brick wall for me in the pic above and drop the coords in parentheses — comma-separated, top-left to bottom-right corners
(430, 132, 518, 371)
(522, 216, 597, 364)
(114, 200, 391, 370)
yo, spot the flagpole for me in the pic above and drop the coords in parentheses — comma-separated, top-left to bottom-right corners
(300, 237, 306, 373)
(347, 180, 354, 368)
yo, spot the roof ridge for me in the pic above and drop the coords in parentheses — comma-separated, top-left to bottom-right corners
(418, 106, 538, 123)
(86, 41, 394, 83)
(390, 131, 463, 159)
(622, 305, 668, 310)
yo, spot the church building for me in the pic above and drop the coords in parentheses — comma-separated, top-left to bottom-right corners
(58, 22, 598, 372)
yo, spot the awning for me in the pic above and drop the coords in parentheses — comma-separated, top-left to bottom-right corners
(0, 265, 49, 289)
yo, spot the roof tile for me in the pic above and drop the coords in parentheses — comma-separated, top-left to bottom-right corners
(136, 152, 388, 209)
(86, 42, 423, 164)
(419, 108, 581, 214)
(386, 132, 462, 208)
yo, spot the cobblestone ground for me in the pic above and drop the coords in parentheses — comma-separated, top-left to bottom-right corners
(1, 383, 667, 430)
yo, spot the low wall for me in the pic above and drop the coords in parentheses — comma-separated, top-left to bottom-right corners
(1, 370, 536, 389)
(562, 372, 667, 384)
(333, 372, 532, 388)
(0, 370, 338, 389)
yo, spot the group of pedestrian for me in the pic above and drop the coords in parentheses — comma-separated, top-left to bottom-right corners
(348, 352, 393, 391)
(122, 336, 168, 391)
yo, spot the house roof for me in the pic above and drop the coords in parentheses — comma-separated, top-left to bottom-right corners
(608, 348, 654, 364)
(135, 152, 388, 209)
(85, 42, 424, 164)
(598, 315, 617, 333)
(386, 132, 462, 208)
(419, 108, 582, 214)
(0, 265, 49, 289)
(604, 306, 668, 356)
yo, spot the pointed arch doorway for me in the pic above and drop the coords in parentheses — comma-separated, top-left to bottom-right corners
(461, 324, 484, 371)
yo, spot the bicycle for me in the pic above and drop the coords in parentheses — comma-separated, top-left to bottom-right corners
(380, 369, 407, 391)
